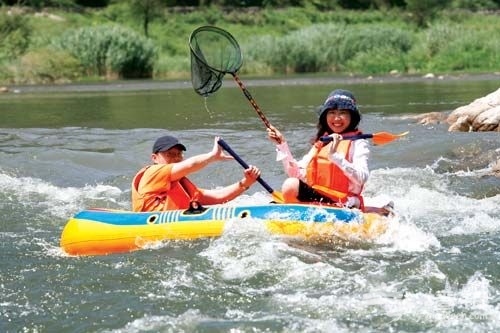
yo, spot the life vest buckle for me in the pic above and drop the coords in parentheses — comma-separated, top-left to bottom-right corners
(183, 200, 207, 215)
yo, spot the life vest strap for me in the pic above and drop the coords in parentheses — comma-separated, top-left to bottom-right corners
(311, 185, 348, 202)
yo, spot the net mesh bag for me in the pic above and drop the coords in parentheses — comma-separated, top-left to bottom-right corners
(189, 26, 243, 97)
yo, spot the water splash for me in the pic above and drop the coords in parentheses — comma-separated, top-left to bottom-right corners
(0, 171, 127, 220)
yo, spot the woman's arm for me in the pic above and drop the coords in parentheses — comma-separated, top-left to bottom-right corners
(275, 141, 315, 180)
(267, 124, 313, 180)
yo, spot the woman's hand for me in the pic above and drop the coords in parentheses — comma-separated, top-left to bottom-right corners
(267, 125, 284, 144)
(328, 133, 343, 153)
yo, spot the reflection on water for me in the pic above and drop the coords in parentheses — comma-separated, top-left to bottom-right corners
(2, 77, 499, 129)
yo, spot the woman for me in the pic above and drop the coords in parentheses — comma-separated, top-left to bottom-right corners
(267, 89, 369, 209)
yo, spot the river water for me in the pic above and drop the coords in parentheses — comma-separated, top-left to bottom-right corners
(1, 76, 499, 332)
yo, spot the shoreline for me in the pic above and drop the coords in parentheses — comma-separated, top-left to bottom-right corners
(2, 73, 500, 94)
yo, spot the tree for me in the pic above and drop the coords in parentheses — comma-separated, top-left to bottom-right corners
(405, 0, 451, 27)
(128, 0, 163, 37)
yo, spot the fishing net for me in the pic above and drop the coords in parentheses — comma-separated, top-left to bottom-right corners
(189, 26, 243, 97)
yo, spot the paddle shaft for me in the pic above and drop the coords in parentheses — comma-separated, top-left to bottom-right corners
(320, 133, 373, 143)
(217, 138, 275, 194)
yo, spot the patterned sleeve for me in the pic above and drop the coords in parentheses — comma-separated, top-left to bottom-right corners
(275, 142, 315, 180)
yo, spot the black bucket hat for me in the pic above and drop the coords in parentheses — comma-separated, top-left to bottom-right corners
(318, 89, 359, 116)
(318, 89, 361, 132)
(152, 135, 186, 153)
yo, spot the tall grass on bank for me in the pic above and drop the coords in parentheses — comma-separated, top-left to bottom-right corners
(52, 25, 157, 79)
(243, 24, 413, 75)
(418, 22, 500, 72)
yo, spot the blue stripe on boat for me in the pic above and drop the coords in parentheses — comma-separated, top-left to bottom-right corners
(73, 204, 361, 226)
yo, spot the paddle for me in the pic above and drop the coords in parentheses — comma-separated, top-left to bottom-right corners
(217, 138, 284, 203)
(320, 131, 409, 145)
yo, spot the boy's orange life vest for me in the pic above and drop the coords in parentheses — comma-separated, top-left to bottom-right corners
(305, 131, 364, 206)
(131, 165, 201, 212)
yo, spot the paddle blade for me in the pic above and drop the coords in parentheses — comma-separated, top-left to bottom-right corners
(371, 131, 409, 145)
(271, 191, 285, 204)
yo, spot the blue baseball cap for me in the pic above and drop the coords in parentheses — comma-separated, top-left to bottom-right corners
(152, 135, 186, 153)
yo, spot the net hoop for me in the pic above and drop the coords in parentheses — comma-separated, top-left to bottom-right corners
(189, 25, 274, 131)
(188, 25, 243, 75)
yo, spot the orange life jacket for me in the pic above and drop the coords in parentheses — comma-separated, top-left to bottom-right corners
(131, 165, 201, 212)
(305, 131, 364, 208)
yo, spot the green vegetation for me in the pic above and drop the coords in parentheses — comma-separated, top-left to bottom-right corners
(52, 25, 157, 78)
(1, 1, 500, 84)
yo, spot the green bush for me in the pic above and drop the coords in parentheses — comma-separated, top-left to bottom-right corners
(404, 0, 449, 27)
(416, 19, 500, 72)
(179, 6, 225, 26)
(245, 24, 344, 73)
(52, 25, 157, 78)
(154, 54, 190, 79)
(0, 63, 12, 83)
(427, 33, 500, 72)
(346, 46, 408, 74)
(11, 48, 83, 84)
(0, 11, 32, 61)
(337, 25, 413, 62)
(450, 0, 498, 10)
(423, 23, 462, 57)
(245, 24, 413, 74)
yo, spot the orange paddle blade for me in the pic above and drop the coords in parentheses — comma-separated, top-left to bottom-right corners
(371, 131, 409, 145)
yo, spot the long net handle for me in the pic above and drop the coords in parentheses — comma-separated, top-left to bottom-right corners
(232, 73, 272, 130)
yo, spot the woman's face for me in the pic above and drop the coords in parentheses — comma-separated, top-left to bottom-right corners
(325, 109, 351, 133)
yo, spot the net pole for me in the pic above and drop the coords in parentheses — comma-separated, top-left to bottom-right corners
(231, 73, 272, 130)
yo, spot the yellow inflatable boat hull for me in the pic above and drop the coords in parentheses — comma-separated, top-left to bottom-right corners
(60, 204, 388, 256)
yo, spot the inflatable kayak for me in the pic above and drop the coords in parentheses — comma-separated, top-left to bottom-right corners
(60, 203, 390, 256)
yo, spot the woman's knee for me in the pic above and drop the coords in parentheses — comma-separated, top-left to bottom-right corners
(282, 178, 299, 191)
(281, 178, 300, 202)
